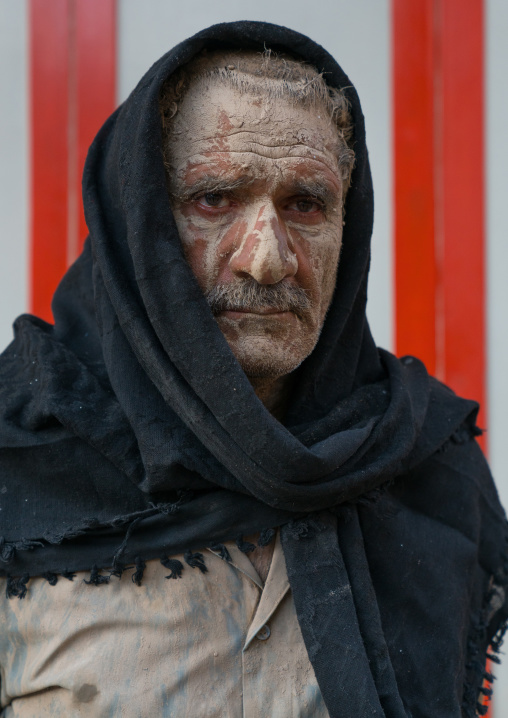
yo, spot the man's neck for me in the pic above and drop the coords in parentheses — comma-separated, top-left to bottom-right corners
(249, 374, 293, 421)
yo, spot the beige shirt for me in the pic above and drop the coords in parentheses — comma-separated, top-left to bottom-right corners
(0, 533, 329, 717)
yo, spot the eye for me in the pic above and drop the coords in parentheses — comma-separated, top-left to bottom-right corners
(198, 192, 230, 208)
(287, 197, 324, 214)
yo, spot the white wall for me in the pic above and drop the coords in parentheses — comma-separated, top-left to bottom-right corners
(117, 0, 393, 353)
(0, 0, 29, 351)
(487, 1, 508, 504)
(487, 0, 508, 712)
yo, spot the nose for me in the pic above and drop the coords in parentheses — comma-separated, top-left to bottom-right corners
(229, 204, 298, 284)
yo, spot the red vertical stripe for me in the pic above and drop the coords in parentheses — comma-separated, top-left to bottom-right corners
(438, 0, 486, 432)
(393, 0, 437, 374)
(393, 0, 486, 427)
(74, 0, 116, 261)
(29, 0, 70, 322)
(29, 0, 116, 320)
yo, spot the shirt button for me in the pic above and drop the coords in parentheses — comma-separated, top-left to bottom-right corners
(255, 624, 271, 641)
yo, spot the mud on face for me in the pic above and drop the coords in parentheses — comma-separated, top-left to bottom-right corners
(162, 55, 349, 381)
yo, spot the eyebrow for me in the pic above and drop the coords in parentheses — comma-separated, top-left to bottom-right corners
(170, 174, 340, 206)
(170, 175, 253, 203)
(285, 179, 340, 206)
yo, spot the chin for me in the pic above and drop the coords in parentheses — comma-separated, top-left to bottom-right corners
(228, 335, 318, 379)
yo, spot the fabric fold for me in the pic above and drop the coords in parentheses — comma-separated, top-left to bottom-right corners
(281, 513, 386, 717)
(336, 506, 409, 717)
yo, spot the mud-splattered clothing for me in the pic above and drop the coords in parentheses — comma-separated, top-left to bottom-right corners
(0, 533, 328, 717)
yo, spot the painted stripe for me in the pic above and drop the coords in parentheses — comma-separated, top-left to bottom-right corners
(29, 0, 70, 322)
(392, 0, 437, 374)
(438, 0, 486, 431)
(74, 0, 116, 261)
(29, 0, 116, 320)
(393, 0, 486, 430)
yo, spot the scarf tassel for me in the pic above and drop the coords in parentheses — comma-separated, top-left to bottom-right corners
(84, 564, 110, 586)
(5, 573, 29, 599)
(184, 550, 207, 573)
(161, 555, 184, 579)
(236, 536, 256, 554)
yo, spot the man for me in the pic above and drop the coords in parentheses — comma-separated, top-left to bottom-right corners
(0, 21, 506, 718)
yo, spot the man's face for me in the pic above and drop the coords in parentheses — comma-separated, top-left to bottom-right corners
(167, 78, 344, 379)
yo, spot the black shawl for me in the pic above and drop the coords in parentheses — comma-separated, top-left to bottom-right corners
(0, 21, 506, 718)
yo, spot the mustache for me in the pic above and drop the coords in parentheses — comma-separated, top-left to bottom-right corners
(205, 280, 311, 316)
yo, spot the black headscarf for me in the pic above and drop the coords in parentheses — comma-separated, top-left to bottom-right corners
(0, 21, 506, 717)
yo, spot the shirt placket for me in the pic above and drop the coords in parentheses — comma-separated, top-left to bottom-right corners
(241, 532, 290, 718)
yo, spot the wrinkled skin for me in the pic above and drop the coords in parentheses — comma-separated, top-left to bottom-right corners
(167, 78, 345, 419)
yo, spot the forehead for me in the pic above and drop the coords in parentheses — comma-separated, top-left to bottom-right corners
(167, 77, 342, 188)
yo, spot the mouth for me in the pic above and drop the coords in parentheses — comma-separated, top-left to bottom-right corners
(218, 308, 296, 320)
(205, 280, 311, 322)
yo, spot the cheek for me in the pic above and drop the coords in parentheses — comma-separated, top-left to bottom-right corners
(172, 206, 246, 292)
(172, 209, 211, 290)
(317, 234, 342, 310)
(291, 225, 342, 315)
(181, 237, 209, 289)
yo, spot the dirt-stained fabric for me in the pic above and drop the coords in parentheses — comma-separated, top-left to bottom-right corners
(0, 534, 328, 717)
